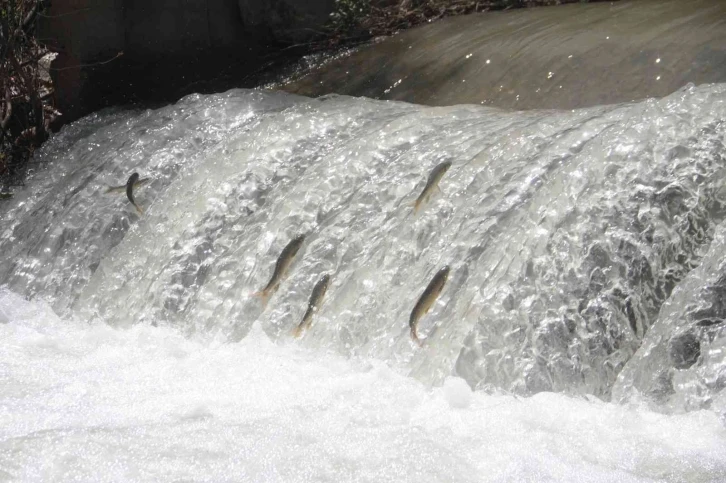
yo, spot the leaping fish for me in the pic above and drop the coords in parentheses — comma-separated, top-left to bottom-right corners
(105, 175, 150, 194)
(125, 172, 144, 214)
(293, 274, 331, 338)
(413, 161, 452, 213)
(254, 234, 306, 306)
(106, 172, 149, 214)
(409, 266, 450, 346)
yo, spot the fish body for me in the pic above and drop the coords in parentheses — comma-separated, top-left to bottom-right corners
(256, 235, 306, 305)
(409, 266, 450, 346)
(108, 172, 147, 214)
(293, 274, 331, 338)
(414, 161, 452, 213)
(105, 177, 150, 194)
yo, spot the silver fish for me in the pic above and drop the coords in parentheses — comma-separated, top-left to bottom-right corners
(125, 172, 144, 214)
(414, 161, 452, 213)
(106, 172, 149, 214)
(106, 175, 150, 194)
(293, 274, 331, 338)
(409, 266, 450, 346)
(255, 234, 306, 305)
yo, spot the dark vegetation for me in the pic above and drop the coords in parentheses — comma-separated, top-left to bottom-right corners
(1, 0, 56, 196)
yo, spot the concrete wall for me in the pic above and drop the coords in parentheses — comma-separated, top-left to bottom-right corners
(38, 0, 335, 122)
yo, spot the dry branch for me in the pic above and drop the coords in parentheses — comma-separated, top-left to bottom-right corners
(1, 0, 56, 193)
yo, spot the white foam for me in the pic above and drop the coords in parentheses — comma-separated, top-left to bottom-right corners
(443, 376, 472, 409)
(1, 291, 724, 482)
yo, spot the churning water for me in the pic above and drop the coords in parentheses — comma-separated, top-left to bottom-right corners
(1, 84, 725, 481)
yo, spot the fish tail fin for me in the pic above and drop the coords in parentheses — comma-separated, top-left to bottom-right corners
(252, 289, 271, 307)
(105, 185, 123, 194)
(410, 327, 423, 347)
(413, 200, 421, 214)
(294, 311, 313, 338)
(134, 203, 144, 215)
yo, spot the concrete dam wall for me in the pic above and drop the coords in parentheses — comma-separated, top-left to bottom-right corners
(38, 0, 335, 121)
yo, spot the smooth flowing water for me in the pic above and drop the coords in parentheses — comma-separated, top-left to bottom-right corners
(1, 84, 725, 481)
(281, 0, 726, 110)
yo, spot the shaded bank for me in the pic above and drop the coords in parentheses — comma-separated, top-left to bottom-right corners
(37, 0, 336, 124)
(280, 0, 726, 110)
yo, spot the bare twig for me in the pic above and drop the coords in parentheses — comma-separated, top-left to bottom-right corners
(21, 50, 51, 67)
(9, 48, 47, 143)
(21, 0, 43, 32)
(1, 88, 11, 131)
(1, 0, 57, 190)
(0, 87, 11, 146)
(50, 51, 124, 71)
(37, 7, 91, 18)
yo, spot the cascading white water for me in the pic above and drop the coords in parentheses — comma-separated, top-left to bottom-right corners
(1, 84, 725, 481)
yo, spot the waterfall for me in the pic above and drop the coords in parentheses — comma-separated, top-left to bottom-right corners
(2, 84, 726, 408)
(1, 84, 726, 481)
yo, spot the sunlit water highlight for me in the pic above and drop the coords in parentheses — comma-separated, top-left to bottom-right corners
(1, 84, 726, 480)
